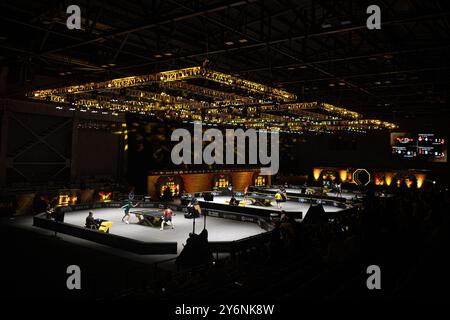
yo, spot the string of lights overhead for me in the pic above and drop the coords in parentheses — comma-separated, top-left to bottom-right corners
(29, 66, 397, 132)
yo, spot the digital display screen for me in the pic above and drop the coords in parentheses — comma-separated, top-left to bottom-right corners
(391, 132, 447, 162)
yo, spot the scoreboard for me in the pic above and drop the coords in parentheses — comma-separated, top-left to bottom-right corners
(391, 132, 446, 163)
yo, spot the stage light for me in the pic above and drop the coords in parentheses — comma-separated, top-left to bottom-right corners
(339, 170, 347, 182)
(416, 174, 426, 189)
(405, 178, 413, 188)
(313, 168, 322, 181)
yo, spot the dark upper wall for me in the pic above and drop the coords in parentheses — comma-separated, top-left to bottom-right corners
(278, 117, 449, 182)
(74, 129, 122, 178)
(0, 99, 126, 187)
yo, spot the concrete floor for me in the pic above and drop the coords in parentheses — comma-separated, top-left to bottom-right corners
(2, 199, 347, 269)
(204, 195, 344, 214)
(64, 207, 266, 253)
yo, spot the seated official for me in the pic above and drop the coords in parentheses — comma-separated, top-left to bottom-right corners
(85, 212, 100, 229)
(45, 203, 54, 219)
(229, 196, 239, 206)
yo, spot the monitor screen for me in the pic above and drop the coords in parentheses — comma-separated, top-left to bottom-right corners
(391, 132, 447, 163)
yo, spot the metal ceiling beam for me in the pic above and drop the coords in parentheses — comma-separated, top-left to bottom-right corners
(41, 0, 258, 56)
(276, 66, 450, 85)
(235, 44, 450, 74)
(110, 11, 450, 72)
(1, 16, 155, 64)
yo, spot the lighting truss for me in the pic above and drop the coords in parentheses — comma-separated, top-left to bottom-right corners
(28, 66, 397, 132)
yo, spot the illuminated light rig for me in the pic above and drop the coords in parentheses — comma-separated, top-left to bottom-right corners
(28, 66, 397, 133)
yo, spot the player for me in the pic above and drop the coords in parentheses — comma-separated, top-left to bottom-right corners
(128, 187, 135, 201)
(335, 182, 342, 198)
(243, 185, 249, 199)
(279, 186, 287, 201)
(227, 183, 233, 195)
(160, 206, 175, 230)
(275, 191, 283, 209)
(121, 199, 138, 224)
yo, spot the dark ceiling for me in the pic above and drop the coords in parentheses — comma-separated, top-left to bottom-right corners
(1, 0, 449, 122)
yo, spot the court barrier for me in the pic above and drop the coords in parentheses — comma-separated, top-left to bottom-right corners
(209, 231, 272, 260)
(193, 188, 355, 211)
(33, 212, 177, 255)
(249, 186, 358, 208)
(67, 201, 188, 213)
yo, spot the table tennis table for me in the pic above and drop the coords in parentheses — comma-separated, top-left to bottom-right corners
(247, 194, 275, 207)
(130, 210, 164, 227)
